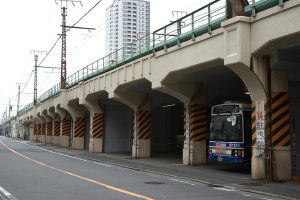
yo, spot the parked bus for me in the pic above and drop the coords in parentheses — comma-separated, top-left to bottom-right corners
(208, 102, 252, 163)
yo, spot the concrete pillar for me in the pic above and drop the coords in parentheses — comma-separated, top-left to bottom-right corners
(53, 120, 61, 145)
(132, 107, 151, 158)
(37, 123, 41, 142)
(61, 117, 71, 147)
(29, 123, 34, 141)
(251, 100, 267, 179)
(270, 71, 291, 180)
(183, 103, 208, 165)
(33, 123, 37, 141)
(90, 113, 104, 153)
(41, 123, 46, 143)
(73, 117, 85, 150)
(46, 121, 53, 144)
(58, 100, 86, 150)
(79, 97, 104, 153)
(251, 56, 270, 180)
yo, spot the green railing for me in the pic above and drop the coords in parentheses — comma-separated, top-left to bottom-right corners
(37, 83, 60, 103)
(19, 0, 288, 115)
(245, 0, 289, 16)
(18, 103, 33, 116)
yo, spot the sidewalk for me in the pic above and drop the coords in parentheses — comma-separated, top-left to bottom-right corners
(23, 140, 300, 200)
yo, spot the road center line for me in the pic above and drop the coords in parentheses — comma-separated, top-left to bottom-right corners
(0, 139, 154, 200)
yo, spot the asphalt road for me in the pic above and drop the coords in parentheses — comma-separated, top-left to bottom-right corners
(0, 136, 283, 200)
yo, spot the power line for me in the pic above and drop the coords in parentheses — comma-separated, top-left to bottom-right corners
(38, 0, 104, 67)
(13, 0, 104, 106)
(72, 0, 103, 28)
(21, 69, 34, 94)
(38, 37, 61, 66)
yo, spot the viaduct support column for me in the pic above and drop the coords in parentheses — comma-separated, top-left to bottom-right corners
(79, 98, 104, 153)
(112, 92, 151, 159)
(37, 123, 42, 142)
(73, 116, 85, 150)
(42, 111, 52, 144)
(50, 108, 64, 146)
(55, 105, 70, 148)
(53, 120, 61, 145)
(90, 113, 104, 152)
(183, 103, 209, 165)
(33, 123, 37, 141)
(222, 17, 269, 179)
(251, 56, 270, 180)
(270, 71, 291, 180)
(61, 116, 71, 147)
(61, 104, 85, 149)
(41, 122, 47, 143)
(46, 121, 53, 144)
(132, 103, 151, 158)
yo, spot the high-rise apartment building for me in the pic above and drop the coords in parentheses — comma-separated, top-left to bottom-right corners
(105, 0, 150, 59)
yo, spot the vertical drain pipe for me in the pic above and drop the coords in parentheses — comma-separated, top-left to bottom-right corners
(186, 103, 191, 165)
(134, 110, 138, 159)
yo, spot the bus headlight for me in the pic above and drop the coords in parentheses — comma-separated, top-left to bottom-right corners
(231, 149, 243, 157)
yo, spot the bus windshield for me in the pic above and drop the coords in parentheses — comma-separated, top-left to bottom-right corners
(210, 114, 243, 142)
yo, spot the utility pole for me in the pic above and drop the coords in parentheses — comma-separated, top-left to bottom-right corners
(17, 84, 21, 114)
(61, 4, 67, 89)
(31, 50, 46, 106)
(56, 0, 94, 89)
(8, 100, 11, 118)
(16, 83, 24, 114)
(30, 50, 60, 106)
(56, 0, 81, 89)
(34, 55, 38, 106)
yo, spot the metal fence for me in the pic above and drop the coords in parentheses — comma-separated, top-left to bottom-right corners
(19, 0, 288, 113)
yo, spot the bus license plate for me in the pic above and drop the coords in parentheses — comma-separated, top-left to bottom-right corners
(217, 156, 223, 162)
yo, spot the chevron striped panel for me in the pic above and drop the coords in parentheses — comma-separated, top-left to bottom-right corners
(92, 113, 103, 138)
(62, 118, 71, 136)
(190, 104, 208, 142)
(54, 121, 60, 136)
(74, 117, 85, 138)
(47, 122, 53, 136)
(271, 92, 290, 146)
(252, 102, 256, 145)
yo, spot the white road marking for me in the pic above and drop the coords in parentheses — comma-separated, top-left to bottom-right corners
(169, 178, 196, 186)
(0, 140, 154, 200)
(13, 140, 113, 168)
(0, 186, 11, 196)
(213, 187, 236, 192)
(0, 186, 18, 200)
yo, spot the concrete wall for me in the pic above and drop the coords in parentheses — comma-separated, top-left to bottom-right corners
(289, 81, 300, 176)
(151, 105, 183, 153)
(104, 102, 133, 153)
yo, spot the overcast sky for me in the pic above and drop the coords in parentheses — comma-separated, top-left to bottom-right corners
(0, 0, 214, 120)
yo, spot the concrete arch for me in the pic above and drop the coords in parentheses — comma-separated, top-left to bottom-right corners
(42, 110, 52, 123)
(226, 62, 267, 101)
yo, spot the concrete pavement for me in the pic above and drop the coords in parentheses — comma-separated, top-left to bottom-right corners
(16, 139, 300, 200)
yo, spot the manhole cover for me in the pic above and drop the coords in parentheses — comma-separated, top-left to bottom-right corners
(144, 182, 165, 185)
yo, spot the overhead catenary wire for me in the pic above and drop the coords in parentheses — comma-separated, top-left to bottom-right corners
(38, 0, 104, 67)
(21, 69, 34, 94)
(11, 0, 105, 111)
